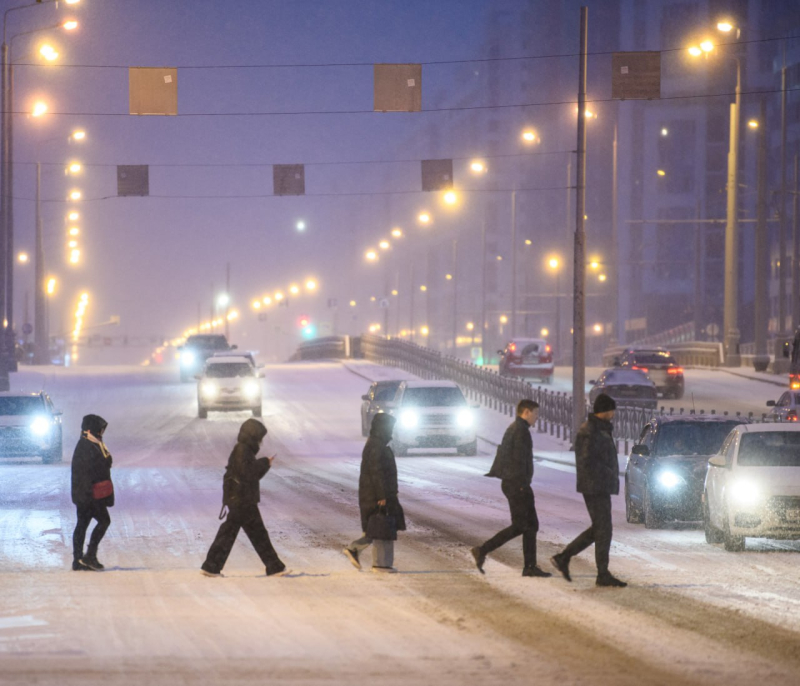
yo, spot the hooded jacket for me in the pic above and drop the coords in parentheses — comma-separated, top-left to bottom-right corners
(486, 416, 534, 485)
(358, 413, 406, 533)
(71, 414, 113, 507)
(223, 418, 271, 508)
(575, 414, 619, 495)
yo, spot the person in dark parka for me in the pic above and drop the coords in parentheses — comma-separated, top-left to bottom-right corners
(343, 413, 406, 573)
(71, 414, 114, 571)
(201, 418, 287, 577)
(471, 399, 551, 577)
(551, 394, 627, 587)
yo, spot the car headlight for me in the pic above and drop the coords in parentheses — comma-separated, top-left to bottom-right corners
(457, 409, 473, 429)
(729, 480, 762, 507)
(399, 409, 418, 429)
(200, 380, 218, 398)
(242, 379, 261, 399)
(657, 470, 684, 489)
(181, 351, 196, 367)
(29, 416, 51, 436)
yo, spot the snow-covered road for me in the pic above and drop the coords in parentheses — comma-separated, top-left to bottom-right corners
(1, 362, 799, 685)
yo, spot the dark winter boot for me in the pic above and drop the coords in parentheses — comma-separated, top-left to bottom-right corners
(550, 553, 571, 582)
(72, 558, 89, 571)
(81, 554, 104, 571)
(266, 561, 288, 577)
(200, 563, 221, 577)
(470, 547, 486, 574)
(522, 565, 552, 578)
(596, 572, 627, 588)
(342, 547, 361, 570)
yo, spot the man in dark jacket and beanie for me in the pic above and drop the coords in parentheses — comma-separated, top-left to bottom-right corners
(71, 414, 113, 571)
(201, 418, 287, 577)
(551, 394, 627, 587)
(470, 399, 551, 577)
(343, 413, 406, 573)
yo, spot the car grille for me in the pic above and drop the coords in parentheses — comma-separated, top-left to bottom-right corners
(767, 496, 800, 524)
(420, 414, 455, 427)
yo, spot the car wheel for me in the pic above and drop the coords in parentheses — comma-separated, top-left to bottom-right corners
(458, 439, 478, 456)
(703, 495, 724, 544)
(643, 486, 663, 529)
(393, 441, 408, 457)
(625, 479, 643, 524)
(252, 405, 262, 418)
(198, 407, 208, 419)
(673, 388, 684, 400)
(42, 435, 63, 464)
(723, 507, 745, 552)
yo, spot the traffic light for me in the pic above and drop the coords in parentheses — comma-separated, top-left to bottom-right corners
(298, 315, 310, 328)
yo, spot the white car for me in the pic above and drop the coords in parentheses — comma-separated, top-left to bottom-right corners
(196, 356, 263, 419)
(703, 424, 800, 551)
(0, 391, 63, 463)
(392, 381, 478, 456)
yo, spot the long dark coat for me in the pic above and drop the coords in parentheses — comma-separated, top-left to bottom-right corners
(485, 416, 534, 486)
(71, 414, 114, 507)
(575, 414, 619, 495)
(358, 413, 406, 533)
(223, 419, 271, 508)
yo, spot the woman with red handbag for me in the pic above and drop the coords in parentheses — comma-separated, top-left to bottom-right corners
(71, 414, 114, 571)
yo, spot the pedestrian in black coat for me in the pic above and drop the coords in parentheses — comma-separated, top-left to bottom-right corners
(551, 394, 627, 587)
(71, 414, 114, 571)
(343, 413, 406, 573)
(201, 418, 287, 577)
(471, 399, 551, 577)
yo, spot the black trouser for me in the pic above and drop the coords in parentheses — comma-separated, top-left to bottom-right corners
(560, 493, 613, 575)
(203, 504, 282, 574)
(480, 481, 539, 569)
(73, 502, 111, 560)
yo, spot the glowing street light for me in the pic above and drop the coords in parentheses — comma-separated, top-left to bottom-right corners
(661, 127, 669, 136)
(499, 315, 508, 324)
(391, 228, 403, 238)
(68, 211, 79, 221)
(274, 292, 284, 302)
(548, 257, 560, 270)
(71, 130, 86, 141)
(216, 293, 230, 308)
(598, 273, 607, 282)
(67, 162, 81, 174)
(252, 300, 262, 310)
(700, 39, 714, 52)
(305, 279, 317, 291)
(46, 277, 57, 295)
(32, 101, 48, 117)
(39, 44, 59, 61)
(379, 240, 390, 250)
(445, 274, 453, 281)
(289, 284, 300, 295)
(688, 46, 703, 57)
(470, 160, 486, 173)
(391, 289, 398, 296)
(349, 300, 357, 307)
(69, 249, 80, 264)
(466, 322, 475, 331)
(418, 212, 431, 224)
(263, 296, 272, 305)
(68, 240, 78, 248)
(365, 249, 378, 261)
(657, 169, 666, 177)
(748, 119, 759, 129)
(420, 326, 429, 337)
(68, 227, 80, 236)
(521, 129, 538, 143)
(296, 220, 306, 232)
(541, 328, 549, 337)
(62, 20, 79, 30)
(69, 190, 82, 200)
(717, 21, 734, 32)
(419, 285, 427, 292)
(17, 252, 28, 264)
(442, 190, 458, 205)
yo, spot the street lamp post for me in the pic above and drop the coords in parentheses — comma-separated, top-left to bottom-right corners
(33, 162, 46, 363)
(723, 58, 742, 366)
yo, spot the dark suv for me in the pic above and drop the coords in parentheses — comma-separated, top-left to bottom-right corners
(625, 415, 746, 528)
(619, 347, 684, 399)
(178, 334, 234, 382)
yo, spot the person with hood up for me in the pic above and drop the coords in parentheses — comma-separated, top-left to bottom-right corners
(71, 414, 114, 571)
(342, 412, 406, 573)
(550, 394, 627, 587)
(471, 399, 551, 578)
(201, 418, 287, 577)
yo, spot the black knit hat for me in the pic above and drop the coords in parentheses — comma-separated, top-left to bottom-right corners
(593, 394, 617, 414)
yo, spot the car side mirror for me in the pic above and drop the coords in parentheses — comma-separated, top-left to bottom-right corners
(588, 379, 596, 385)
(631, 444, 650, 457)
(708, 455, 728, 469)
(766, 400, 776, 407)
(497, 349, 504, 355)
(361, 394, 370, 401)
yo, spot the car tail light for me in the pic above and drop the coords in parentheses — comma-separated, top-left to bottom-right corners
(667, 367, 684, 375)
(789, 411, 798, 422)
(545, 344, 551, 353)
(508, 343, 516, 353)
(632, 365, 648, 373)
(791, 374, 800, 390)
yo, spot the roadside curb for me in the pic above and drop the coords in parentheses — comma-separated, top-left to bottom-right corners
(701, 366, 787, 389)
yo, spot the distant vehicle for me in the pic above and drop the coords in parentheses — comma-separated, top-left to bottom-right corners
(588, 368, 657, 409)
(392, 380, 478, 456)
(498, 338, 553, 383)
(703, 424, 800, 551)
(178, 334, 234, 382)
(626, 415, 746, 528)
(618, 347, 684, 399)
(766, 392, 800, 422)
(0, 391, 63, 464)
(196, 356, 263, 419)
(360, 380, 403, 437)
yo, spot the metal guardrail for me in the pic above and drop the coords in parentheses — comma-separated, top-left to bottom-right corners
(295, 335, 351, 360)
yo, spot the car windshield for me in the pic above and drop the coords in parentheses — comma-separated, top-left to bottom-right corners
(604, 370, 649, 385)
(520, 343, 541, 356)
(205, 363, 253, 378)
(738, 432, 800, 467)
(0, 397, 45, 415)
(187, 336, 229, 350)
(656, 422, 741, 456)
(402, 387, 466, 407)
(374, 384, 399, 402)
(631, 352, 676, 365)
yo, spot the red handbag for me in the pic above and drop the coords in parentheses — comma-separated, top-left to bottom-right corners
(92, 480, 113, 500)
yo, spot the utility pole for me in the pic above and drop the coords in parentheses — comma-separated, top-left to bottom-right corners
(451, 238, 458, 354)
(480, 219, 488, 365)
(753, 99, 769, 372)
(723, 61, 742, 366)
(409, 260, 415, 343)
(793, 153, 800, 331)
(510, 190, 517, 338)
(224, 262, 230, 340)
(611, 120, 619, 344)
(775, 53, 790, 371)
(33, 163, 46, 365)
(572, 6, 588, 436)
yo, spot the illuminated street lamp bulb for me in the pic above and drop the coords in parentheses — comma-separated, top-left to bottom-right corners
(305, 279, 317, 291)
(657, 169, 666, 177)
(593, 324, 603, 333)
(69, 227, 80, 236)
(598, 274, 607, 282)
(521, 129, 537, 143)
(379, 240, 390, 250)
(748, 119, 759, 129)
(420, 326, 429, 337)
(217, 294, 230, 308)
(68, 162, 81, 173)
(46, 278, 57, 295)
(496, 255, 503, 261)
(370, 296, 376, 302)
(391, 228, 403, 238)
(391, 289, 398, 296)
(524, 239, 532, 246)
(72, 130, 86, 141)
(350, 300, 357, 307)
(39, 45, 59, 61)
(499, 315, 508, 324)
(418, 212, 431, 224)
(274, 292, 284, 301)
(466, 322, 475, 331)
(420, 285, 427, 292)
(17, 252, 29, 263)
(443, 190, 457, 205)
(661, 127, 668, 136)
(263, 296, 272, 305)
(69, 249, 80, 264)
(252, 300, 261, 310)
(470, 160, 486, 173)
(365, 249, 378, 261)
(68, 240, 78, 248)
(548, 258, 559, 270)
(688, 46, 702, 57)
(445, 274, 453, 281)
(541, 328, 549, 337)
(717, 21, 734, 32)
(70, 190, 82, 200)
(32, 101, 48, 117)
(64, 0, 81, 4)
(289, 285, 300, 295)
(296, 220, 306, 232)
(62, 20, 79, 30)
(589, 261, 600, 270)
(700, 40, 714, 52)
(68, 211, 79, 221)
